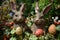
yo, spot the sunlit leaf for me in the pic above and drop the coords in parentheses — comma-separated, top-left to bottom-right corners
(56, 25, 60, 31)
(29, 34, 38, 40)
(10, 28, 16, 35)
(10, 37, 17, 40)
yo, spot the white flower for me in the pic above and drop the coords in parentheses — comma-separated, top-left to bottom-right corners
(55, 16, 58, 20)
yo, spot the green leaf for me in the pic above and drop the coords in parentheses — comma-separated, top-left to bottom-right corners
(10, 37, 17, 40)
(57, 34, 60, 40)
(45, 33, 55, 40)
(4, 29, 10, 35)
(25, 32, 30, 37)
(56, 25, 60, 31)
(45, 36, 49, 40)
(39, 0, 45, 11)
(39, 36, 45, 40)
(29, 34, 38, 40)
(10, 28, 16, 35)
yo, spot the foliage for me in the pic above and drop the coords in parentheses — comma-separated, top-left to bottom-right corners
(56, 25, 60, 31)
(10, 37, 17, 40)
(0, 0, 60, 40)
